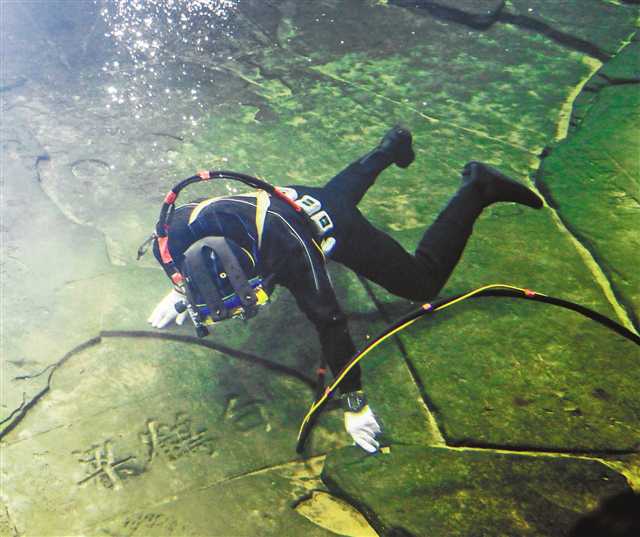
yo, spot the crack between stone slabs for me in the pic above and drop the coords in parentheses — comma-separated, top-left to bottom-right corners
(560, 32, 637, 133)
(554, 56, 603, 141)
(0, 330, 316, 442)
(443, 442, 638, 459)
(532, 43, 639, 334)
(357, 276, 446, 446)
(444, 444, 640, 491)
(390, 0, 610, 61)
(533, 183, 639, 333)
(84, 454, 329, 535)
(321, 443, 637, 537)
(601, 459, 640, 492)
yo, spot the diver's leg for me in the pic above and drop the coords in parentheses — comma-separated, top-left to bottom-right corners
(334, 162, 543, 300)
(323, 125, 415, 207)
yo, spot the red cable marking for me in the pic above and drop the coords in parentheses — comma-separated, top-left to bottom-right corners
(274, 188, 302, 212)
(158, 236, 173, 263)
(524, 289, 536, 297)
(197, 170, 211, 180)
(164, 191, 177, 204)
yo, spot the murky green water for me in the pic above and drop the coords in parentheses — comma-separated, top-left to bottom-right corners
(1, 1, 639, 536)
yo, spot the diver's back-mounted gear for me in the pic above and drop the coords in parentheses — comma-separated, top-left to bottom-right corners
(143, 170, 315, 337)
(180, 236, 266, 331)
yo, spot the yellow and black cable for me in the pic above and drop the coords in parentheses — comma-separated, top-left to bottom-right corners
(296, 284, 639, 453)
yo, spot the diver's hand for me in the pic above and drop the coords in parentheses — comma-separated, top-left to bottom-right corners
(148, 289, 187, 328)
(344, 405, 382, 453)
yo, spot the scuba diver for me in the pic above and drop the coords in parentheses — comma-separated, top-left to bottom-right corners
(147, 126, 543, 453)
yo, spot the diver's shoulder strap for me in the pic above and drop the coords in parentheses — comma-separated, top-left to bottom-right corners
(188, 196, 225, 224)
(254, 190, 270, 250)
(188, 192, 271, 250)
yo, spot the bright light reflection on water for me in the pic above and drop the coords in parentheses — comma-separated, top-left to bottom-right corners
(99, 0, 239, 117)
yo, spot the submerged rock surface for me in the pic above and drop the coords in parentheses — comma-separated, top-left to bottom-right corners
(1, 1, 638, 536)
(323, 445, 633, 536)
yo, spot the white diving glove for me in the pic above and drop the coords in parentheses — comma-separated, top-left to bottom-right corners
(148, 289, 187, 328)
(342, 391, 382, 453)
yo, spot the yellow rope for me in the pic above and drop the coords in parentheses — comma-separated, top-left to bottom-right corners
(296, 284, 544, 442)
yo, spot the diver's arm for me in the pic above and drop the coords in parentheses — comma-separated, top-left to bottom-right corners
(285, 267, 382, 453)
(284, 271, 362, 392)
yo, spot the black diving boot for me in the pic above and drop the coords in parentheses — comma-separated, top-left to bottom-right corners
(379, 125, 415, 168)
(360, 125, 415, 169)
(462, 161, 543, 209)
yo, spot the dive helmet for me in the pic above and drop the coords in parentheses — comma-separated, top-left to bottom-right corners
(144, 170, 301, 337)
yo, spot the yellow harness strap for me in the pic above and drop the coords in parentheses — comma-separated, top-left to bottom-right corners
(189, 196, 224, 224)
(188, 191, 271, 250)
(254, 190, 270, 250)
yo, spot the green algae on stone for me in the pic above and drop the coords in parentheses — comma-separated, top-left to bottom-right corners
(569, 36, 639, 134)
(508, 0, 639, 56)
(394, 299, 640, 451)
(538, 39, 640, 328)
(322, 445, 632, 537)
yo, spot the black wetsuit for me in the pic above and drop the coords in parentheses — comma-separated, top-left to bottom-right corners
(154, 150, 485, 392)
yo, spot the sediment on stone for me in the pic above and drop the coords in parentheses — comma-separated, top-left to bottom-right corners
(0, 331, 315, 442)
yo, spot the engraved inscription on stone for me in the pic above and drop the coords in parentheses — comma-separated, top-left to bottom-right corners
(74, 414, 215, 489)
(107, 512, 192, 537)
(223, 395, 271, 433)
(75, 441, 141, 490)
(140, 413, 216, 468)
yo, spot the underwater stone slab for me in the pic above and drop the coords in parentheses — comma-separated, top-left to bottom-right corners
(361, 204, 639, 452)
(507, 0, 639, 57)
(92, 460, 343, 537)
(396, 294, 640, 452)
(309, 27, 593, 155)
(0, 337, 342, 536)
(0, 121, 111, 435)
(597, 35, 640, 82)
(537, 39, 640, 329)
(162, 48, 640, 453)
(239, 38, 640, 452)
(388, 0, 505, 30)
(322, 445, 632, 537)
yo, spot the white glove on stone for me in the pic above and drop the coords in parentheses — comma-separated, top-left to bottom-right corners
(148, 289, 187, 328)
(344, 405, 382, 453)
